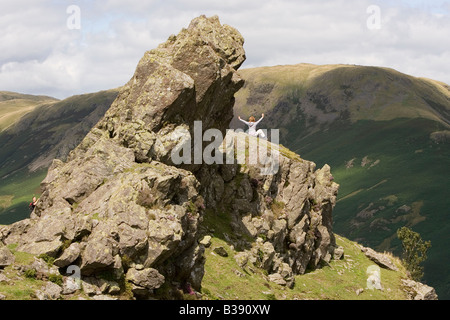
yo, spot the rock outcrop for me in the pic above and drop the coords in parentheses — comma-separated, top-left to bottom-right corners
(402, 279, 438, 300)
(0, 244, 15, 268)
(1, 15, 245, 298)
(198, 131, 340, 287)
(0, 15, 340, 299)
(360, 246, 399, 271)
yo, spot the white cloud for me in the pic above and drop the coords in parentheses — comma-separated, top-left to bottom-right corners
(0, 0, 448, 99)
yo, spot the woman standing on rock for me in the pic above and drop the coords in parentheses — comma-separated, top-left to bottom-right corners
(238, 114, 266, 139)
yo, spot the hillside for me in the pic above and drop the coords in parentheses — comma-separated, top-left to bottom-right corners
(232, 64, 450, 299)
(0, 89, 119, 224)
(0, 91, 58, 132)
(200, 207, 427, 300)
(1, 229, 431, 301)
(232, 63, 450, 127)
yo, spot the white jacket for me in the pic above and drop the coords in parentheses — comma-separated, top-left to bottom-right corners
(239, 117, 264, 136)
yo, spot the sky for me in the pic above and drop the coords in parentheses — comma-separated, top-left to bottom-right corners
(0, 0, 449, 99)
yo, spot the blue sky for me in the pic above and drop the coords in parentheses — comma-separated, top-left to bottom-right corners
(1, 0, 449, 99)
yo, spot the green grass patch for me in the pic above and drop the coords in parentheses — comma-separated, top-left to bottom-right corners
(202, 237, 279, 300)
(0, 170, 47, 224)
(201, 234, 410, 300)
(293, 236, 408, 300)
(286, 117, 450, 299)
(0, 195, 14, 209)
(200, 202, 410, 300)
(0, 246, 45, 300)
(0, 276, 43, 300)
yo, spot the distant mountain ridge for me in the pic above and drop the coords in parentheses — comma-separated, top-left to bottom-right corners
(231, 63, 450, 131)
(0, 91, 57, 103)
(0, 91, 58, 132)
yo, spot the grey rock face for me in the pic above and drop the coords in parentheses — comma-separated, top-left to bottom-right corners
(201, 131, 340, 286)
(0, 15, 342, 298)
(361, 246, 399, 271)
(0, 245, 15, 267)
(402, 279, 438, 300)
(1, 15, 245, 299)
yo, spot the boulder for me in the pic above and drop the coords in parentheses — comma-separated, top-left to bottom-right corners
(268, 273, 287, 286)
(402, 279, 438, 300)
(36, 282, 62, 300)
(80, 236, 116, 276)
(199, 236, 212, 248)
(0, 245, 15, 268)
(17, 238, 63, 258)
(234, 252, 251, 269)
(361, 246, 399, 271)
(54, 242, 81, 268)
(213, 246, 229, 257)
(80, 277, 120, 296)
(333, 246, 345, 260)
(126, 267, 165, 291)
(62, 276, 81, 295)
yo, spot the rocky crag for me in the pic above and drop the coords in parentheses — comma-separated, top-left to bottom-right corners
(0, 15, 433, 300)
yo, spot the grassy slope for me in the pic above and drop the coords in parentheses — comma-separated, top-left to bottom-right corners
(235, 63, 449, 126)
(0, 170, 48, 224)
(0, 212, 410, 301)
(0, 245, 46, 300)
(294, 118, 450, 299)
(0, 89, 118, 178)
(233, 63, 450, 299)
(200, 210, 410, 300)
(0, 91, 58, 132)
(0, 237, 409, 301)
(0, 92, 59, 224)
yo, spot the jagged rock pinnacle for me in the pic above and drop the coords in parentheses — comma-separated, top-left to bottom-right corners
(0, 15, 341, 299)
